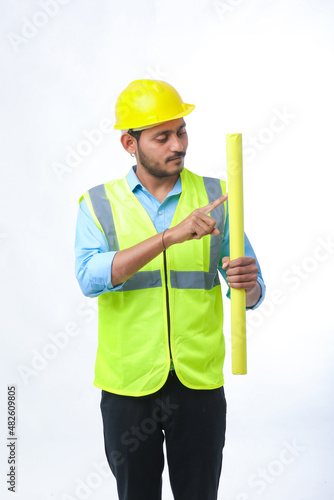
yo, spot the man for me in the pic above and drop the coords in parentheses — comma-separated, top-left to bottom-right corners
(75, 79, 265, 500)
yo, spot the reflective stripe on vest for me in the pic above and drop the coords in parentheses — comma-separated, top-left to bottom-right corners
(88, 184, 119, 252)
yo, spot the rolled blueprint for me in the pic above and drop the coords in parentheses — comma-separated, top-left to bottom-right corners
(226, 134, 247, 375)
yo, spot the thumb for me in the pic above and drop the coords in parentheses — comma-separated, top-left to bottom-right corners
(222, 256, 230, 270)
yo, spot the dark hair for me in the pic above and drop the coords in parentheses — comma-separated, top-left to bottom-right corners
(128, 129, 143, 143)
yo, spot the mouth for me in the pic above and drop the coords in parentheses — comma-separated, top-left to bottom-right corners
(168, 156, 183, 162)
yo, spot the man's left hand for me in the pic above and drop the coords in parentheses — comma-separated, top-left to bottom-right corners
(222, 256, 258, 293)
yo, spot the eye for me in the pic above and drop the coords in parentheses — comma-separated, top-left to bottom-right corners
(156, 136, 168, 143)
(178, 129, 187, 136)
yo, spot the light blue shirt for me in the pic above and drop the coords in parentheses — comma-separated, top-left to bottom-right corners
(75, 166, 266, 309)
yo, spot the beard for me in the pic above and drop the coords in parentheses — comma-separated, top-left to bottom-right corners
(137, 143, 185, 178)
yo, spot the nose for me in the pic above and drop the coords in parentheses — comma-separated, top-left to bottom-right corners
(169, 133, 184, 152)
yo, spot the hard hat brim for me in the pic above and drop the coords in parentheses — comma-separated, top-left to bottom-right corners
(114, 103, 195, 131)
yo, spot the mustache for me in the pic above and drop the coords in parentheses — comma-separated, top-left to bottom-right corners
(166, 152, 186, 162)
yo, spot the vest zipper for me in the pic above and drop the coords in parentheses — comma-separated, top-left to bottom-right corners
(163, 249, 172, 368)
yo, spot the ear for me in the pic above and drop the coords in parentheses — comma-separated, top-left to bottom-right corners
(120, 133, 137, 155)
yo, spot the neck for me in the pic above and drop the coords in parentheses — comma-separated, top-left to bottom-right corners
(134, 164, 180, 203)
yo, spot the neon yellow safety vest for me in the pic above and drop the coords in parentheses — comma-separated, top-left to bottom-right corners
(80, 167, 227, 396)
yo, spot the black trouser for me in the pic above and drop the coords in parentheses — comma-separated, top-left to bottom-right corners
(100, 370, 227, 500)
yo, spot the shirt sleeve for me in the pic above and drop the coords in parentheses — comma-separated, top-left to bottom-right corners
(74, 199, 126, 297)
(218, 201, 266, 310)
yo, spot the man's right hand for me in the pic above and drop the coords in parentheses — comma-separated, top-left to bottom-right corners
(165, 194, 228, 246)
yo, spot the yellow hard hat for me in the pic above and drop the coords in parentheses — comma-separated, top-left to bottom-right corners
(114, 79, 195, 130)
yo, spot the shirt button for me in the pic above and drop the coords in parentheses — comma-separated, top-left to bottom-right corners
(158, 211, 162, 215)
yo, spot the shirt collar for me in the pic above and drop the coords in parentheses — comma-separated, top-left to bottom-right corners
(127, 165, 182, 196)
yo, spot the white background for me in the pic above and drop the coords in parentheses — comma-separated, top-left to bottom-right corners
(1, 0, 334, 499)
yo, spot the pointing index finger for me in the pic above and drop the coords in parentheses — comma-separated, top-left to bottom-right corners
(202, 193, 228, 215)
